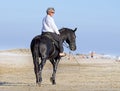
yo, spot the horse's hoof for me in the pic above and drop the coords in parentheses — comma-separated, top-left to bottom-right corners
(53, 82, 56, 85)
(37, 82, 41, 87)
(50, 77, 56, 85)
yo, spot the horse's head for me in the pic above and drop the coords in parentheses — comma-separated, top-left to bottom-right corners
(60, 28, 77, 51)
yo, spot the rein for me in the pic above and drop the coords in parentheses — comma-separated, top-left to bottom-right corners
(63, 42, 80, 69)
(63, 41, 69, 48)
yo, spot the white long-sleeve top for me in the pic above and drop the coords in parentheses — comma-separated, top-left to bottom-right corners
(41, 15, 60, 35)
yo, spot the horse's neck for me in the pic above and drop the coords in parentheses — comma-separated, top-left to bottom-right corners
(61, 34, 67, 43)
(60, 30, 69, 42)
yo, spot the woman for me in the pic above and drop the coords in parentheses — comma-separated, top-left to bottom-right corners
(41, 7, 66, 57)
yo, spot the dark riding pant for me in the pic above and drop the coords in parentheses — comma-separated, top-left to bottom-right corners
(42, 32, 63, 53)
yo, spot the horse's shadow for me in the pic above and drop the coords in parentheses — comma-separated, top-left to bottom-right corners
(0, 82, 34, 86)
(0, 82, 8, 86)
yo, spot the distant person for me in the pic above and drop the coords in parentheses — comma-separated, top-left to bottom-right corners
(91, 51, 94, 58)
(41, 7, 66, 57)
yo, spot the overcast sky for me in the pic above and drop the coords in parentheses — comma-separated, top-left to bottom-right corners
(0, 0, 120, 55)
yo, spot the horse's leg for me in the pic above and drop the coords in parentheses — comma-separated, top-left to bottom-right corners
(38, 58, 47, 86)
(50, 59, 60, 85)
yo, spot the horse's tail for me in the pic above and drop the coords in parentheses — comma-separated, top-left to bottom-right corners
(30, 38, 39, 57)
(30, 38, 41, 83)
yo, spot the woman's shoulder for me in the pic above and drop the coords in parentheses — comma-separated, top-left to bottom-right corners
(46, 15, 53, 21)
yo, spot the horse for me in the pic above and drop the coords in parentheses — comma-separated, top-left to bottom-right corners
(30, 27, 77, 86)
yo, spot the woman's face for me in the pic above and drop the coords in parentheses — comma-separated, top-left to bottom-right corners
(48, 10, 55, 17)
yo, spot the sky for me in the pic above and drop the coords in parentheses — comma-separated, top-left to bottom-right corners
(0, 0, 120, 56)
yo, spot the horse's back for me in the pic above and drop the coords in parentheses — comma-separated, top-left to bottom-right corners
(31, 34, 50, 47)
(30, 33, 60, 60)
(30, 34, 55, 56)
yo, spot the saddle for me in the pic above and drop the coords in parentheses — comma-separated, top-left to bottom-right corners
(41, 32, 59, 49)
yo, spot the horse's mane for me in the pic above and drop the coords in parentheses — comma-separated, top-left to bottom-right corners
(59, 27, 73, 33)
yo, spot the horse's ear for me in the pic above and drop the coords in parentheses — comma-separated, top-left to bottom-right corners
(74, 28, 77, 32)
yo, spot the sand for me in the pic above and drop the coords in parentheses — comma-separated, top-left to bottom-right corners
(0, 49, 120, 91)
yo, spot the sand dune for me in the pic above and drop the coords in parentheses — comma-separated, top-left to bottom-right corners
(0, 49, 120, 91)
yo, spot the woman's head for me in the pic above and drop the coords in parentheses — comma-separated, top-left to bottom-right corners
(46, 7, 55, 16)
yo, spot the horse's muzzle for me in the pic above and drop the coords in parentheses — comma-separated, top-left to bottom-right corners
(70, 45, 76, 51)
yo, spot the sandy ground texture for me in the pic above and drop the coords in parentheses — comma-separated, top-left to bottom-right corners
(0, 49, 120, 91)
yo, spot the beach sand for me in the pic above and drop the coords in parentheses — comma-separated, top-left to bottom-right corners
(0, 49, 120, 91)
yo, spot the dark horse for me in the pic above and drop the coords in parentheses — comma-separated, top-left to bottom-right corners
(30, 28, 77, 86)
